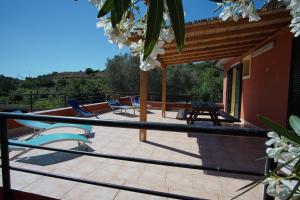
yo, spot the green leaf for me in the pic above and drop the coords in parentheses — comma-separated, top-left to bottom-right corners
(143, 0, 164, 60)
(97, 0, 114, 18)
(111, 0, 131, 26)
(113, 0, 124, 21)
(212, 4, 223, 13)
(209, 0, 223, 2)
(258, 115, 300, 145)
(166, 0, 185, 53)
(111, 9, 118, 28)
(289, 115, 300, 135)
(294, 158, 300, 173)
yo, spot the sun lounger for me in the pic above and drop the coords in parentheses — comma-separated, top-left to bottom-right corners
(9, 133, 91, 160)
(130, 96, 151, 110)
(12, 110, 92, 135)
(107, 99, 136, 116)
(131, 96, 140, 108)
(9, 133, 91, 150)
(68, 99, 100, 118)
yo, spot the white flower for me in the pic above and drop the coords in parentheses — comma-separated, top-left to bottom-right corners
(285, 0, 300, 37)
(89, 0, 103, 10)
(246, 0, 261, 22)
(140, 55, 161, 71)
(278, 180, 293, 200)
(280, 179, 294, 191)
(263, 178, 278, 197)
(220, 6, 234, 21)
(160, 28, 175, 43)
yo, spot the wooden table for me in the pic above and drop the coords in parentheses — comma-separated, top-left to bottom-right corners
(187, 101, 223, 126)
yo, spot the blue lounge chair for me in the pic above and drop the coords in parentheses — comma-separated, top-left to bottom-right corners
(9, 133, 91, 160)
(12, 110, 92, 135)
(130, 96, 151, 110)
(106, 99, 136, 116)
(131, 96, 140, 108)
(9, 133, 91, 150)
(68, 99, 100, 118)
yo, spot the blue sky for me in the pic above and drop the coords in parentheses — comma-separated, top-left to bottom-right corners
(0, 0, 265, 78)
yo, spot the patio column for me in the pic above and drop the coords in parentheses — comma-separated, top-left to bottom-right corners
(161, 64, 167, 118)
(139, 70, 148, 142)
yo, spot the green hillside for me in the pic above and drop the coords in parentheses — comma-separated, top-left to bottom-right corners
(0, 54, 223, 111)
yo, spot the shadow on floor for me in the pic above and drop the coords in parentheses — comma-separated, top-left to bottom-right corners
(14, 145, 94, 166)
(187, 131, 267, 179)
(145, 141, 202, 159)
(145, 118, 266, 180)
(114, 112, 138, 118)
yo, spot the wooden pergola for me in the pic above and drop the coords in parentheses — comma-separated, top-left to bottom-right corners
(139, 8, 291, 141)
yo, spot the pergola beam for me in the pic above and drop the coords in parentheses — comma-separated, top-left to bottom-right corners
(164, 33, 270, 52)
(164, 33, 264, 55)
(160, 48, 249, 64)
(162, 53, 243, 65)
(163, 43, 255, 58)
(161, 65, 167, 118)
(139, 70, 148, 142)
(164, 25, 282, 49)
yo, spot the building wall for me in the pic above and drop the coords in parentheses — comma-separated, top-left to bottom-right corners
(223, 28, 293, 127)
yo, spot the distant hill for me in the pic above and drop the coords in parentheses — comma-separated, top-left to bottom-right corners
(50, 70, 105, 79)
(0, 75, 20, 94)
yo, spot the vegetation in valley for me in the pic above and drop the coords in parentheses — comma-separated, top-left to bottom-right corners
(0, 54, 223, 111)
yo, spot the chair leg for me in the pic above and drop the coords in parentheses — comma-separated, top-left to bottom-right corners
(10, 149, 31, 161)
(78, 142, 89, 150)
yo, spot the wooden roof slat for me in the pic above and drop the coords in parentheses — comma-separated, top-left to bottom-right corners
(164, 22, 287, 49)
(162, 44, 254, 59)
(156, 9, 291, 65)
(164, 53, 243, 65)
(161, 48, 250, 63)
(184, 9, 289, 32)
(165, 32, 271, 50)
(184, 17, 290, 38)
(163, 38, 264, 55)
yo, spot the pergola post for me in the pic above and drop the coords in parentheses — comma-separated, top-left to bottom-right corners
(139, 70, 148, 142)
(161, 65, 167, 118)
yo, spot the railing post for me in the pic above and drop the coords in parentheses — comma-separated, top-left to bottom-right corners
(0, 116, 12, 199)
(64, 94, 67, 107)
(30, 91, 33, 112)
(263, 157, 275, 200)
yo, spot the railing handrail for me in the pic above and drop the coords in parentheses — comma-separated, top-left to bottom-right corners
(0, 113, 270, 200)
(0, 112, 268, 138)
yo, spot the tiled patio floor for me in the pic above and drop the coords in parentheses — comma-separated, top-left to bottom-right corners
(5, 109, 267, 200)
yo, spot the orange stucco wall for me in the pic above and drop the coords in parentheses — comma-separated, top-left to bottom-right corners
(223, 28, 293, 127)
(7, 102, 110, 129)
(7, 97, 216, 130)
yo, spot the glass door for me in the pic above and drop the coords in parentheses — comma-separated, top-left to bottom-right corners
(226, 64, 243, 119)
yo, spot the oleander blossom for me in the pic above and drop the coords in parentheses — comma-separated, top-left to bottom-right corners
(89, 0, 175, 71)
(286, 0, 300, 37)
(261, 115, 300, 199)
(88, 0, 103, 10)
(216, 0, 300, 37)
(218, 0, 261, 22)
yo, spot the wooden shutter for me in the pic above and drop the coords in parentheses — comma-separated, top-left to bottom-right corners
(235, 64, 243, 119)
(288, 37, 300, 120)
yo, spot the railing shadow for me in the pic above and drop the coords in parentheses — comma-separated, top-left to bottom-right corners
(145, 141, 202, 159)
(13, 146, 94, 166)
